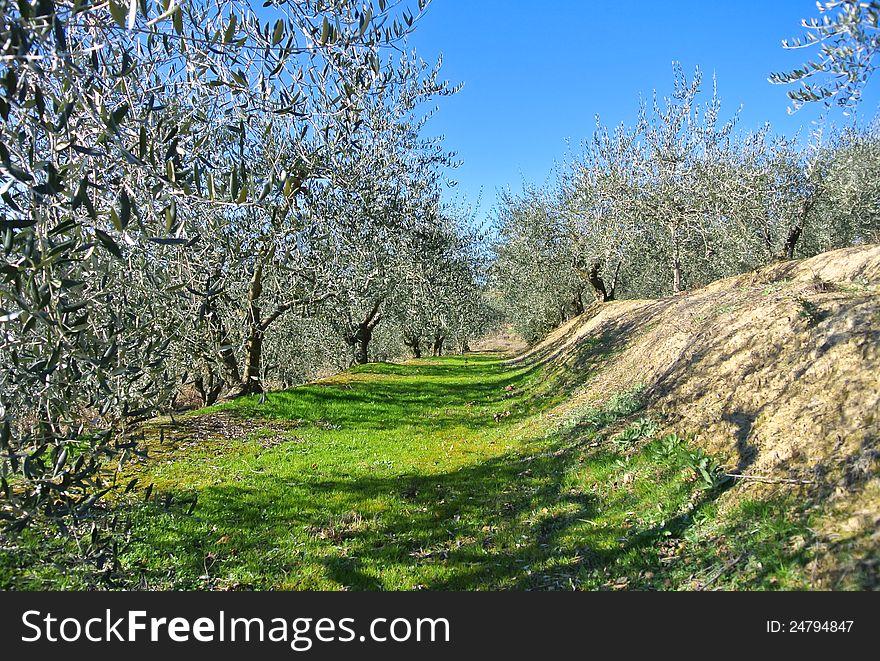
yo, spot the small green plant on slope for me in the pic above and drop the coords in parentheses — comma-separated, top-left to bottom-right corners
(647, 433, 730, 490)
(612, 417, 659, 450)
(794, 296, 825, 326)
(684, 448, 730, 491)
(557, 386, 646, 438)
(652, 432, 686, 459)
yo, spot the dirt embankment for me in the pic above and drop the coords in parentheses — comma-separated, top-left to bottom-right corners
(515, 244, 880, 585)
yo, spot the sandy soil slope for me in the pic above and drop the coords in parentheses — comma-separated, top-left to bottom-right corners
(514, 245, 880, 586)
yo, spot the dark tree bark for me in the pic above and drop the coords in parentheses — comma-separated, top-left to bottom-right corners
(672, 256, 682, 294)
(781, 224, 803, 260)
(763, 227, 775, 258)
(586, 259, 623, 303)
(403, 335, 422, 358)
(607, 259, 621, 301)
(432, 332, 445, 357)
(344, 299, 383, 365)
(193, 363, 224, 407)
(779, 196, 817, 261)
(572, 287, 585, 315)
(350, 326, 371, 364)
(588, 260, 609, 302)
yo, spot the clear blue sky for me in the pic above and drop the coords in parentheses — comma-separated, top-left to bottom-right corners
(405, 0, 880, 224)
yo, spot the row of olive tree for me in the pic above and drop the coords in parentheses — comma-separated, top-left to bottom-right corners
(258, 209, 495, 376)
(161, 54, 495, 401)
(0, 0, 491, 576)
(492, 64, 880, 342)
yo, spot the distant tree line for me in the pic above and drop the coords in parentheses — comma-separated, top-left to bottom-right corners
(492, 64, 880, 343)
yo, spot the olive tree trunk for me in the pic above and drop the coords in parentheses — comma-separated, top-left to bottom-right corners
(672, 256, 682, 294)
(344, 299, 383, 365)
(432, 332, 445, 357)
(587, 259, 622, 303)
(403, 335, 422, 358)
(779, 196, 818, 260)
(224, 254, 311, 399)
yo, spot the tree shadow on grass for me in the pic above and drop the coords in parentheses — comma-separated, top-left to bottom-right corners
(222, 354, 555, 433)
(133, 429, 742, 591)
(125, 330, 846, 590)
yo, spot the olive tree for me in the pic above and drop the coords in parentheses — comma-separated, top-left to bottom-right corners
(490, 63, 880, 346)
(770, 0, 880, 110)
(557, 118, 647, 302)
(491, 186, 587, 342)
(0, 0, 436, 561)
(393, 215, 490, 357)
(797, 123, 880, 253)
(304, 56, 456, 365)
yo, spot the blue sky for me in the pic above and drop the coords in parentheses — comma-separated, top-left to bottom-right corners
(405, 0, 880, 224)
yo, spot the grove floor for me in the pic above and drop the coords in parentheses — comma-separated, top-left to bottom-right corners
(72, 353, 822, 591)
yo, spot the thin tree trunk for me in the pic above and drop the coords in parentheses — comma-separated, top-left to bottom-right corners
(588, 260, 609, 302)
(404, 336, 422, 358)
(238, 258, 266, 394)
(223, 256, 267, 398)
(242, 330, 264, 394)
(781, 225, 803, 260)
(672, 256, 682, 294)
(607, 259, 622, 301)
(202, 270, 241, 387)
(193, 376, 208, 407)
(671, 223, 683, 294)
(432, 333, 445, 357)
(779, 197, 815, 260)
(194, 361, 225, 406)
(763, 228, 775, 259)
(572, 287, 585, 315)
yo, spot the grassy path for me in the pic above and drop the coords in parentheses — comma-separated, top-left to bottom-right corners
(129, 353, 580, 589)
(103, 353, 809, 590)
(3, 353, 817, 589)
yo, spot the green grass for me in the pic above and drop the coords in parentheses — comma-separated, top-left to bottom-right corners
(1, 353, 823, 590)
